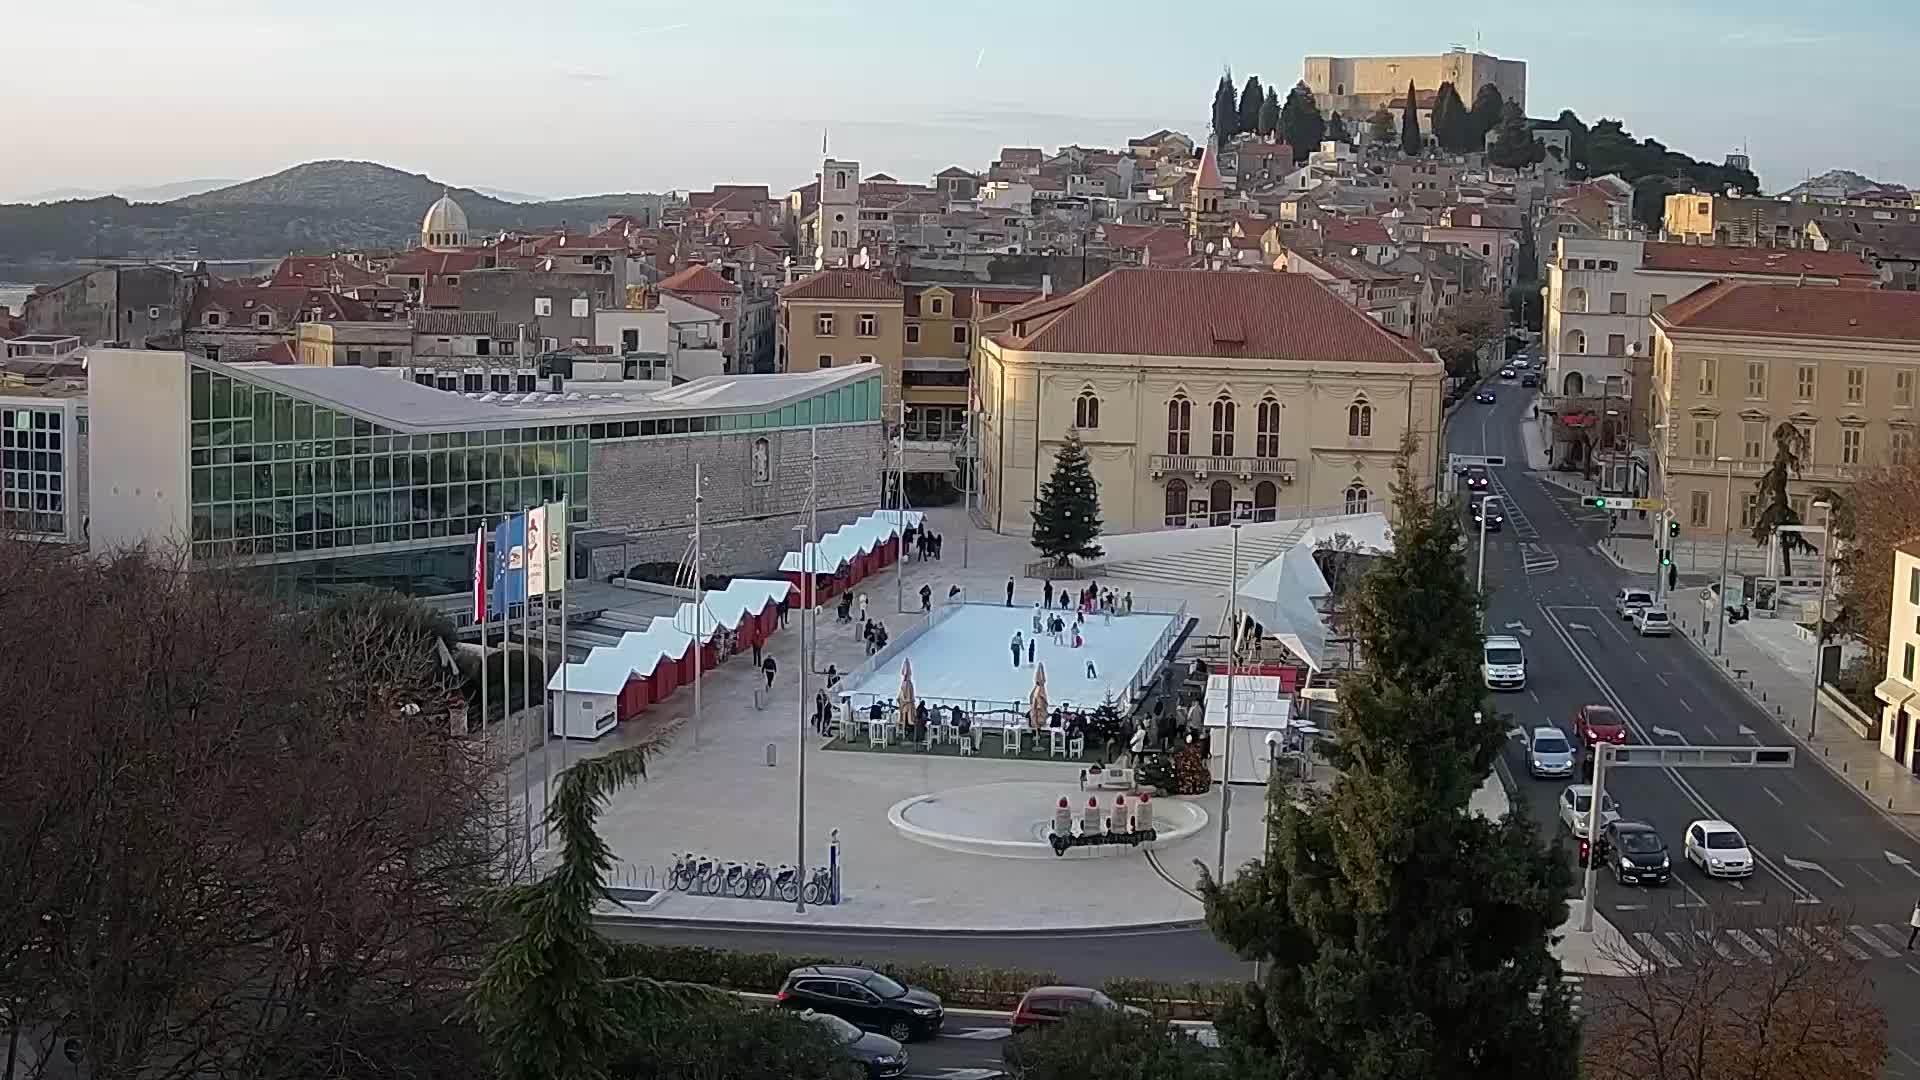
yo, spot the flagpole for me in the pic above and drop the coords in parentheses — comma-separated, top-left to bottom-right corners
(557, 499, 569, 806)
(693, 463, 705, 748)
(797, 425, 817, 913)
(540, 528, 552, 855)
(520, 542, 533, 869)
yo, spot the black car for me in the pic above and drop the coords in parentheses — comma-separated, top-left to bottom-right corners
(1471, 497, 1504, 532)
(1521, 372, 1538, 387)
(779, 966, 945, 1042)
(1600, 820, 1672, 886)
(1464, 467, 1490, 491)
(1475, 389, 1497, 404)
(801, 1010, 908, 1078)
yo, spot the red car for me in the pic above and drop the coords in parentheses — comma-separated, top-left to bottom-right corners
(1010, 986, 1145, 1034)
(1574, 704, 1627, 746)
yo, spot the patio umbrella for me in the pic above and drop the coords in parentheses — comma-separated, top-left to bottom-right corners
(1028, 663, 1049, 731)
(898, 658, 916, 724)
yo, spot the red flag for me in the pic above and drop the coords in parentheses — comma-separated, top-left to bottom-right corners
(472, 527, 487, 622)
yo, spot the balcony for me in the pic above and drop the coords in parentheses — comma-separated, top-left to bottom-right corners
(1149, 454, 1297, 480)
(1661, 456, 1862, 484)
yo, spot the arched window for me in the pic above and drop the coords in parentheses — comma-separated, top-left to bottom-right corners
(1255, 396, 1281, 458)
(1254, 480, 1278, 522)
(835, 171, 848, 190)
(1563, 371, 1585, 396)
(1344, 482, 1372, 516)
(1211, 395, 1236, 456)
(1166, 395, 1191, 455)
(1565, 286, 1588, 313)
(1347, 399, 1373, 438)
(1209, 480, 1233, 527)
(1075, 390, 1101, 430)
(1566, 329, 1587, 355)
(1164, 479, 1189, 527)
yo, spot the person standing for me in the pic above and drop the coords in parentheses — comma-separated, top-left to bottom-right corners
(1909, 897, 1920, 950)
(920, 583, 932, 613)
(1044, 580, 1055, 608)
(1010, 631, 1023, 667)
(751, 638, 763, 669)
(1006, 578, 1015, 606)
(762, 654, 777, 690)
(857, 592, 869, 630)
(1027, 637, 1036, 665)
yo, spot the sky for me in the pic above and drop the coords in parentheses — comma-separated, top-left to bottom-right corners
(4, 0, 1918, 203)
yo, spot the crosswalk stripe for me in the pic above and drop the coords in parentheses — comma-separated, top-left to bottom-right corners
(1754, 928, 1785, 955)
(1876, 924, 1914, 952)
(946, 1027, 1011, 1041)
(1726, 929, 1771, 961)
(1786, 927, 1836, 961)
(1849, 925, 1901, 959)
(1634, 931, 1681, 968)
(1821, 926, 1872, 961)
(1696, 930, 1743, 963)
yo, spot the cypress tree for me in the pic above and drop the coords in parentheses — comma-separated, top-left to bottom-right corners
(1213, 72, 1239, 146)
(1470, 83, 1506, 144)
(1326, 111, 1350, 144)
(1431, 81, 1471, 152)
(1239, 75, 1265, 140)
(1400, 80, 1423, 156)
(1030, 430, 1104, 567)
(1259, 86, 1281, 137)
(1279, 81, 1326, 164)
(1201, 444, 1580, 1080)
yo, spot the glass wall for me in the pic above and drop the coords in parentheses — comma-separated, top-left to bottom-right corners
(0, 405, 68, 538)
(188, 366, 589, 560)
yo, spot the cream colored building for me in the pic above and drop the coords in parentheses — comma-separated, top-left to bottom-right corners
(776, 268, 905, 407)
(1303, 48, 1525, 122)
(1649, 283, 1920, 540)
(977, 268, 1443, 535)
(1876, 541, 1920, 773)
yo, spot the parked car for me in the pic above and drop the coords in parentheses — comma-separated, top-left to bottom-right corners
(1614, 588, 1656, 620)
(1634, 607, 1673, 636)
(800, 1011, 908, 1079)
(1527, 726, 1575, 779)
(1573, 703, 1628, 747)
(1010, 986, 1146, 1034)
(1521, 372, 1539, 387)
(1683, 819, 1754, 878)
(1599, 821, 1672, 886)
(779, 966, 946, 1042)
(1559, 783, 1621, 839)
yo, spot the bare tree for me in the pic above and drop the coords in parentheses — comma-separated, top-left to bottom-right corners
(1581, 906, 1888, 1080)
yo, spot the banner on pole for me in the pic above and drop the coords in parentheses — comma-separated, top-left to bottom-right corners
(546, 498, 568, 592)
(471, 527, 488, 622)
(490, 514, 526, 616)
(526, 505, 548, 599)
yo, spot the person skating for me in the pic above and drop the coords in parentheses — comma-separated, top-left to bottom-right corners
(1006, 578, 1015, 606)
(1031, 603, 1043, 634)
(1010, 631, 1023, 667)
(1044, 580, 1054, 608)
(1086, 659, 1097, 679)
(1027, 637, 1036, 665)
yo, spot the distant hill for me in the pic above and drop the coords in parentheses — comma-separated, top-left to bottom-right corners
(0, 160, 666, 266)
(16, 178, 238, 204)
(1775, 169, 1907, 200)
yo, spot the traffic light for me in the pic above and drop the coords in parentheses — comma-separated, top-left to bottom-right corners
(1660, 550, 1672, 567)
(1668, 519, 1681, 539)
(1583, 496, 1608, 508)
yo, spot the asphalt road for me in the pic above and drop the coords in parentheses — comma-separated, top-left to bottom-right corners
(1457, 370, 1920, 1077)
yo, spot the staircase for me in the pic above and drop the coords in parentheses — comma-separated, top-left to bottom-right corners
(1103, 520, 1311, 588)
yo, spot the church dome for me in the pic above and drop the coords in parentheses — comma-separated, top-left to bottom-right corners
(421, 193, 470, 250)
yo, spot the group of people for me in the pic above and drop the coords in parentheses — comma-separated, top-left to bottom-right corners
(1042, 578, 1131, 619)
(906, 527, 944, 561)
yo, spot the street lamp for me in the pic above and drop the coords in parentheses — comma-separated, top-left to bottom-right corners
(1713, 455, 1734, 656)
(1808, 500, 1832, 736)
(1252, 729, 1283, 984)
(1476, 494, 1500, 594)
(1216, 523, 1243, 883)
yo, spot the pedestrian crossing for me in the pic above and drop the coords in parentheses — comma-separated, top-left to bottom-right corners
(1522, 542, 1560, 576)
(1621, 923, 1912, 969)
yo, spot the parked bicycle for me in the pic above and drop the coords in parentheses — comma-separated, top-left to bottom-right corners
(772, 863, 800, 902)
(668, 851, 698, 892)
(801, 865, 834, 906)
(745, 861, 772, 899)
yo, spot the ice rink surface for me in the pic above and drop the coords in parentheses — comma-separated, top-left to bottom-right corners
(843, 603, 1177, 712)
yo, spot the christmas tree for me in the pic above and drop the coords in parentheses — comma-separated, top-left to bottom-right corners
(1030, 430, 1105, 567)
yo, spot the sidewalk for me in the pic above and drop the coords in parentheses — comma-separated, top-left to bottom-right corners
(1667, 590, 1920, 836)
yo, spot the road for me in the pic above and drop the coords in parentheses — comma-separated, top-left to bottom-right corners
(1457, 370, 1920, 1077)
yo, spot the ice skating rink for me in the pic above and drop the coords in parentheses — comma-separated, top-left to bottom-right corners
(842, 603, 1177, 712)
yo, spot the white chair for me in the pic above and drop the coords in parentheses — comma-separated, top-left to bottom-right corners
(1069, 734, 1086, 758)
(967, 726, 984, 755)
(1002, 726, 1022, 755)
(868, 719, 887, 748)
(1050, 729, 1068, 758)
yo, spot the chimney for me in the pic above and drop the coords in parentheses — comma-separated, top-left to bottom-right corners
(1041, 273, 1053, 298)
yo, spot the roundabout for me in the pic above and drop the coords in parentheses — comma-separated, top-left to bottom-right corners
(887, 780, 1210, 860)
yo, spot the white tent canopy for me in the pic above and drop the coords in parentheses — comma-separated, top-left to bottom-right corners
(777, 510, 924, 573)
(1233, 512, 1393, 672)
(1202, 673, 1311, 784)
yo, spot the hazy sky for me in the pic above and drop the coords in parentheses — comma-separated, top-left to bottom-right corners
(5, 0, 1916, 202)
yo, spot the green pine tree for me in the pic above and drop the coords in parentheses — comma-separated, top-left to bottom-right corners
(1200, 441, 1579, 1080)
(1326, 110, 1350, 144)
(1259, 86, 1281, 137)
(1469, 83, 1506, 144)
(1279, 81, 1325, 164)
(1488, 100, 1545, 169)
(1238, 75, 1265, 140)
(1030, 430, 1104, 567)
(1431, 81, 1471, 152)
(1368, 105, 1396, 145)
(1399, 80, 1423, 156)
(1213, 72, 1239, 147)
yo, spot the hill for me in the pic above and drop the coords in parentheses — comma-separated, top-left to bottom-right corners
(17, 179, 237, 204)
(1776, 169, 1907, 200)
(0, 160, 666, 266)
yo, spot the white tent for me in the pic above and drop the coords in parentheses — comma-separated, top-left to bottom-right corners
(777, 511, 925, 574)
(1233, 512, 1392, 672)
(1202, 674, 1314, 784)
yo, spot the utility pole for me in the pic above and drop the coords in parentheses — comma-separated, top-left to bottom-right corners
(1713, 456, 1733, 655)
(1807, 501, 1832, 737)
(692, 464, 705, 747)
(796, 426, 819, 913)
(1215, 523, 1242, 881)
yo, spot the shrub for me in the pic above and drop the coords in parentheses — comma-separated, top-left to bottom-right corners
(1003, 1008, 1227, 1079)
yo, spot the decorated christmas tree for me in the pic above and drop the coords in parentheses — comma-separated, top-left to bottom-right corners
(1030, 430, 1104, 567)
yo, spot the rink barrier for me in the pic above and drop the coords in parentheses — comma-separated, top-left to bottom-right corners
(831, 599, 962, 698)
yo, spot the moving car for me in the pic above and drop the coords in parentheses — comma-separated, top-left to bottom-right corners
(1683, 819, 1754, 879)
(1471, 496, 1504, 532)
(1614, 588, 1656, 620)
(779, 966, 946, 1042)
(1482, 635, 1527, 690)
(1633, 607, 1673, 636)
(1010, 986, 1146, 1034)
(1527, 726, 1575, 779)
(1510, 358, 1530, 369)
(1499, 367, 1517, 380)
(1475, 389, 1497, 404)
(800, 1011, 908, 1079)
(1599, 821, 1672, 886)
(1464, 466, 1491, 492)
(1559, 784, 1621, 838)
(1573, 703, 1627, 748)
(1521, 372, 1539, 388)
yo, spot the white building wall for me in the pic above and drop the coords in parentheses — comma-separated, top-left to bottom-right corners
(86, 348, 193, 553)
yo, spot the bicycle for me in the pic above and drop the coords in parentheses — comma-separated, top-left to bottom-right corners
(772, 864, 800, 903)
(801, 865, 833, 906)
(746, 861, 772, 900)
(722, 861, 751, 898)
(668, 852, 697, 892)
(692, 855, 723, 896)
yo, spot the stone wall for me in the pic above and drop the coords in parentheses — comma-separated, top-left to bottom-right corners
(585, 421, 883, 577)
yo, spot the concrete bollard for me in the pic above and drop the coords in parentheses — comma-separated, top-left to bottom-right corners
(1108, 795, 1126, 834)
(1082, 796, 1103, 836)
(767, 742, 777, 766)
(1138, 791, 1154, 829)
(1053, 797, 1073, 838)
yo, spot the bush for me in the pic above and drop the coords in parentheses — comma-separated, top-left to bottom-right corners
(613, 1005, 859, 1080)
(1136, 742, 1211, 796)
(1003, 1008, 1227, 1080)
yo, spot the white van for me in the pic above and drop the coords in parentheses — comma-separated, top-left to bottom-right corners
(1483, 635, 1527, 690)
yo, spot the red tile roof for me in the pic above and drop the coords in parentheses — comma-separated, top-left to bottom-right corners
(1099, 223, 1190, 263)
(658, 264, 738, 294)
(422, 284, 461, 309)
(190, 285, 380, 324)
(270, 256, 384, 290)
(778, 268, 904, 302)
(1639, 243, 1878, 282)
(385, 248, 489, 276)
(1655, 281, 1920, 343)
(1324, 218, 1392, 247)
(988, 268, 1435, 364)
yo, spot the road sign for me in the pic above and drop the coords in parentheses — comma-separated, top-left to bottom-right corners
(1600, 744, 1795, 769)
(1584, 496, 1665, 512)
(1448, 454, 1507, 468)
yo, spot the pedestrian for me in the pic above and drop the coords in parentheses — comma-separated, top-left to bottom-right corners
(1010, 631, 1023, 667)
(1122, 590, 1133, 615)
(778, 597, 790, 627)
(1027, 637, 1036, 664)
(751, 638, 763, 668)
(762, 654, 777, 690)
(857, 592, 869, 628)
(814, 689, 830, 734)
(1668, 563, 1678, 593)
(826, 663, 839, 688)
(1086, 659, 1097, 679)
(933, 533, 943, 560)
(1045, 580, 1055, 608)
(1006, 578, 1015, 606)
(1909, 898, 1920, 950)
(948, 583, 961, 602)
(920, 583, 932, 613)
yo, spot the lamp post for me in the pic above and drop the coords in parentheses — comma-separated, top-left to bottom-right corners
(1215, 523, 1242, 882)
(1807, 500, 1832, 737)
(1252, 729, 1282, 984)
(1713, 455, 1734, 656)
(1476, 494, 1499, 594)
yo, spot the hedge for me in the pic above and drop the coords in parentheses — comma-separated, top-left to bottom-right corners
(607, 943, 1237, 1020)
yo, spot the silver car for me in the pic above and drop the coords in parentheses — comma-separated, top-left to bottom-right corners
(1527, 726, 1575, 779)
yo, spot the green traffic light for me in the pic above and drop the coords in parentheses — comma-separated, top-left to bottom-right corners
(1668, 520, 1681, 538)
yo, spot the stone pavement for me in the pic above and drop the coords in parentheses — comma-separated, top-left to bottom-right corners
(1667, 590, 1920, 836)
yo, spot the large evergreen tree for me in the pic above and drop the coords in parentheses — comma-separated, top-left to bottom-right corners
(1238, 75, 1266, 141)
(1399, 81, 1423, 156)
(1487, 100, 1544, 169)
(1030, 430, 1104, 566)
(1279, 81, 1326, 164)
(1368, 105, 1396, 145)
(1200, 444, 1579, 1080)
(1752, 422, 1817, 576)
(1259, 86, 1281, 137)
(1213, 72, 1239, 147)
(1326, 110, 1350, 144)
(1469, 83, 1506, 145)
(1431, 81, 1472, 152)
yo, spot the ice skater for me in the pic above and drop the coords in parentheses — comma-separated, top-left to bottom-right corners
(1006, 578, 1015, 606)
(1027, 637, 1036, 665)
(1086, 658, 1098, 679)
(1010, 631, 1024, 667)
(1044, 580, 1055, 608)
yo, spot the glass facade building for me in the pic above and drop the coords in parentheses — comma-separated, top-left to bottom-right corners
(0, 399, 81, 542)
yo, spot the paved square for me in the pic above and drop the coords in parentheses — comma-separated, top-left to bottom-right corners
(841, 603, 1178, 714)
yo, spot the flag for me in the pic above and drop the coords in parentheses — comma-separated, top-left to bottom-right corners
(545, 498, 568, 592)
(525, 505, 547, 599)
(471, 527, 487, 623)
(490, 514, 526, 617)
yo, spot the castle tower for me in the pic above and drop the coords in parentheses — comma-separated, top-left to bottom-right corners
(817, 157, 860, 269)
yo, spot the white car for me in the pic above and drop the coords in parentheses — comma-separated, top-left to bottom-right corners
(1510, 358, 1530, 369)
(1614, 588, 1655, 620)
(1559, 784, 1621, 838)
(1633, 608, 1673, 636)
(1683, 819, 1754, 878)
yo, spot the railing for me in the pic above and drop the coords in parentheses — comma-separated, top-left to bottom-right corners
(1149, 454, 1298, 478)
(1663, 457, 1862, 483)
(1128, 600, 1189, 701)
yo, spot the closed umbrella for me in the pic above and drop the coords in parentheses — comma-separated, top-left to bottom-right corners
(1029, 662, 1049, 731)
(898, 658, 916, 729)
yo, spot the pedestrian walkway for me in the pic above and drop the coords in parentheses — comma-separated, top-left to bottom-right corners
(1612, 921, 1918, 971)
(1667, 591, 1920, 835)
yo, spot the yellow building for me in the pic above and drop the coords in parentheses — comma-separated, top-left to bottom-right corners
(776, 269, 905, 407)
(976, 268, 1444, 535)
(1650, 282, 1920, 538)
(1878, 540, 1920, 772)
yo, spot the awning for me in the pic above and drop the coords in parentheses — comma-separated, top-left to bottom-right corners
(1234, 512, 1393, 671)
(1873, 677, 1917, 713)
